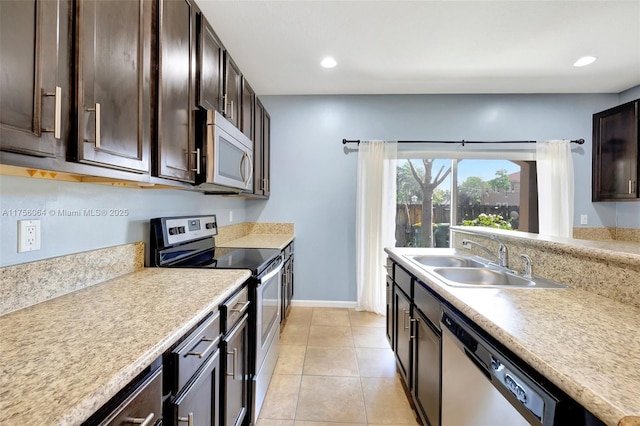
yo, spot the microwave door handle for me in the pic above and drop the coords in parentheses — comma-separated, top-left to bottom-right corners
(239, 150, 253, 188)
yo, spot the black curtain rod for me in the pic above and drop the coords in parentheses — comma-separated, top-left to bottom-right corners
(342, 138, 585, 146)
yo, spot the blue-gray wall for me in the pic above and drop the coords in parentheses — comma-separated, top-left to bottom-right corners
(250, 93, 639, 302)
(0, 176, 248, 266)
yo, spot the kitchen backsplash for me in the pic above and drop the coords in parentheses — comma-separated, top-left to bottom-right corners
(451, 227, 640, 309)
(573, 227, 640, 243)
(215, 222, 294, 245)
(0, 242, 144, 316)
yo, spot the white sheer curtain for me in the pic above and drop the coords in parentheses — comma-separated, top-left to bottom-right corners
(536, 140, 574, 238)
(355, 140, 397, 314)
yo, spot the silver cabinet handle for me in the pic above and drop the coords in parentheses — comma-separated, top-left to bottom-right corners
(222, 94, 227, 115)
(85, 103, 101, 147)
(403, 309, 410, 330)
(226, 347, 238, 379)
(630, 180, 634, 195)
(230, 300, 250, 314)
(124, 412, 154, 426)
(42, 86, 62, 139)
(229, 100, 234, 121)
(177, 413, 193, 426)
(191, 148, 201, 174)
(186, 337, 215, 359)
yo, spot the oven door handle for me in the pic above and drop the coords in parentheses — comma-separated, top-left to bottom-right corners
(258, 258, 284, 285)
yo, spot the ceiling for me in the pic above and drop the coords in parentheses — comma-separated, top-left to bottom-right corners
(196, 1, 640, 96)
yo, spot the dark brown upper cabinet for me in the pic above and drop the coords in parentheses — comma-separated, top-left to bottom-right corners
(592, 99, 639, 201)
(223, 53, 242, 128)
(196, 12, 223, 112)
(156, 0, 197, 183)
(251, 98, 270, 198)
(0, 0, 72, 158)
(75, 0, 151, 173)
(241, 79, 255, 140)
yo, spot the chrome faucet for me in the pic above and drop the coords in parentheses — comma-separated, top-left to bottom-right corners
(519, 254, 534, 279)
(461, 236, 509, 268)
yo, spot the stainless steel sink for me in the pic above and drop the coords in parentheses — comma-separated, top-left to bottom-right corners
(430, 267, 568, 289)
(407, 254, 487, 268)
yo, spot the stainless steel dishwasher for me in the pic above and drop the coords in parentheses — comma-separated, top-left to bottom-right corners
(440, 308, 558, 426)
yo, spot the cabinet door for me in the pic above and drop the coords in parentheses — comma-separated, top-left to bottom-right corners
(394, 285, 412, 386)
(0, 0, 71, 157)
(157, 0, 196, 182)
(592, 100, 639, 200)
(386, 276, 394, 349)
(76, 0, 151, 173)
(223, 314, 249, 426)
(241, 79, 255, 139)
(196, 12, 223, 111)
(262, 109, 271, 197)
(223, 53, 242, 128)
(169, 350, 220, 426)
(412, 310, 441, 426)
(253, 98, 265, 195)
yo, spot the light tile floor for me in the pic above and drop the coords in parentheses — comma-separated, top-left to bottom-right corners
(257, 307, 419, 426)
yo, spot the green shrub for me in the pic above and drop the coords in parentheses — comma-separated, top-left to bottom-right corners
(462, 213, 512, 230)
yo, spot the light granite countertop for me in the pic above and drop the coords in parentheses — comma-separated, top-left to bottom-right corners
(0, 267, 251, 425)
(218, 233, 294, 250)
(386, 247, 640, 426)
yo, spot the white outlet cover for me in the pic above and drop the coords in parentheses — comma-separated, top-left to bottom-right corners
(18, 219, 41, 252)
(580, 214, 588, 225)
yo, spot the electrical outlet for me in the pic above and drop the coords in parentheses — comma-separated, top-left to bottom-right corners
(229, 210, 234, 223)
(18, 219, 41, 252)
(580, 214, 588, 225)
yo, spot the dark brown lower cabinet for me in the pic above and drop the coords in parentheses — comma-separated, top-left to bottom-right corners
(222, 314, 249, 426)
(394, 284, 412, 385)
(412, 308, 441, 426)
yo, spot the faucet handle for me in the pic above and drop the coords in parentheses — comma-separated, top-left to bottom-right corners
(519, 254, 533, 279)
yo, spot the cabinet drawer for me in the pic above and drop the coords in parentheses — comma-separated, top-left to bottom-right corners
(386, 258, 394, 279)
(222, 285, 250, 334)
(394, 264, 413, 297)
(414, 281, 441, 330)
(168, 311, 221, 393)
(99, 366, 162, 426)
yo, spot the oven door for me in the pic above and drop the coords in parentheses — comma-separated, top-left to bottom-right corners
(256, 258, 283, 369)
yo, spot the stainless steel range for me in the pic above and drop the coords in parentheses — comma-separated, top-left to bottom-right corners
(150, 215, 282, 425)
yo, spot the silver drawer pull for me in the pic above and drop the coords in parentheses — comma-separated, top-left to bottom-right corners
(410, 318, 419, 339)
(85, 103, 101, 148)
(178, 412, 193, 426)
(186, 337, 215, 359)
(230, 300, 250, 313)
(124, 412, 154, 426)
(403, 309, 410, 330)
(226, 347, 238, 379)
(41, 86, 62, 139)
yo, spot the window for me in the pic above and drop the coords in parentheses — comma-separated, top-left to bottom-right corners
(396, 151, 538, 248)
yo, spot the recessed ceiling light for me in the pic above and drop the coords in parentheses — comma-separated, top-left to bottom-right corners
(320, 57, 337, 69)
(573, 56, 597, 67)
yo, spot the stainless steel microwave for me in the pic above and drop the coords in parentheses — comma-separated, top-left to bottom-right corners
(196, 110, 253, 192)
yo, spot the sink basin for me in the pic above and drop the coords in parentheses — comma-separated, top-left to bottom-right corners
(406, 255, 486, 268)
(430, 267, 568, 289)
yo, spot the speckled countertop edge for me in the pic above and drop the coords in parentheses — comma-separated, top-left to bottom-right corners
(386, 247, 640, 426)
(451, 226, 640, 265)
(0, 268, 251, 425)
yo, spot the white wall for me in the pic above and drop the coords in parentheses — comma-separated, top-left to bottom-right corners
(0, 176, 248, 266)
(249, 93, 637, 303)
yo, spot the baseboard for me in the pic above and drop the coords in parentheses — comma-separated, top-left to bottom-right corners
(290, 300, 358, 309)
